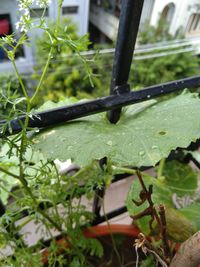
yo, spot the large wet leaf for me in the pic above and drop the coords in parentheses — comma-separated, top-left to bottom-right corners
(33, 92, 200, 167)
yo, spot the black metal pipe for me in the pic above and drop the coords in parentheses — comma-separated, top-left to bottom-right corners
(1, 75, 200, 136)
(91, 206, 127, 225)
(108, 0, 144, 123)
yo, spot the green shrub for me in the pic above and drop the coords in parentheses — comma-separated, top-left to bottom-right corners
(0, 74, 24, 118)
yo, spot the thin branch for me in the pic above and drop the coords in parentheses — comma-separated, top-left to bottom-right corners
(132, 171, 172, 264)
(0, 166, 20, 180)
(158, 204, 171, 260)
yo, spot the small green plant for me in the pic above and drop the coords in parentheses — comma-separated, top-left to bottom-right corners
(0, 0, 107, 265)
(33, 18, 102, 105)
(0, 1, 200, 266)
(0, 74, 25, 119)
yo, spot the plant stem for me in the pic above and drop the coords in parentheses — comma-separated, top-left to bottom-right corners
(0, 166, 20, 180)
(30, 46, 54, 104)
(157, 158, 166, 180)
(158, 204, 171, 260)
(112, 166, 150, 177)
(136, 170, 162, 228)
(11, 60, 29, 101)
(38, 208, 62, 232)
(56, 0, 63, 33)
(101, 195, 122, 266)
(112, 166, 136, 175)
(30, 0, 63, 105)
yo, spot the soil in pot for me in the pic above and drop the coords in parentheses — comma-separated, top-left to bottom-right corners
(49, 233, 152, 267)
(43, 225, 161, 266)
(87, 233, 146, 267)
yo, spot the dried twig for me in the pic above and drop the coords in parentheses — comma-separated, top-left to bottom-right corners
(131, 170, 172, 263)
(159, 204, 171, 260)
(134, 233, 168, 267)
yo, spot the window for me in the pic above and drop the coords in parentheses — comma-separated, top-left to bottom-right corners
(0, 14, 13, 61)
(62, 6, 79, 15)
(30, 8, 49, 18)
(161, 3, 175, 24)
(0, 14, 12, 36)
(187, 13, 200, 34)
(0, 14, 24, 62)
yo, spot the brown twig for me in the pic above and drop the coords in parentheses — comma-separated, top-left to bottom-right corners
(159, 204, 171, 260)
(131, 170, 161, 230)
(131, 170, 172, 263)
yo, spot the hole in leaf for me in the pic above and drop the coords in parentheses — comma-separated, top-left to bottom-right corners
(158, 131, 167, 136)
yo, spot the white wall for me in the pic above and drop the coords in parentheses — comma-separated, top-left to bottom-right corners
(140, 0, 155, 24)
(90, 4, 119, 40)
(0, 0, 90, 74)
(0, 0, 18, 30)
(60, 0, 90, 36)
(150, 0, 200, 35)
(0, 0, 33, 74)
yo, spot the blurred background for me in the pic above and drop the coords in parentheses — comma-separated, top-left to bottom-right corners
(0, 0, 200, 112)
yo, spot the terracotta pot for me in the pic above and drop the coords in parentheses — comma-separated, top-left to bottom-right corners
(41, 224, 140, 265)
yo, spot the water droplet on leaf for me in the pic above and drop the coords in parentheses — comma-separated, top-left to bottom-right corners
(152, 145, 158, 150)
(139, 151, 145, 157)
(107, 140, 112, 146)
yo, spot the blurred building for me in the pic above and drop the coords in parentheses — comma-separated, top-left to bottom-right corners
(0, 0, 199, 74)
(0, 0, 90, 74)
(89, 0, 200, 42)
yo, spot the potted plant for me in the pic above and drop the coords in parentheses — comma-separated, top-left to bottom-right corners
(1, 0, 200, 266)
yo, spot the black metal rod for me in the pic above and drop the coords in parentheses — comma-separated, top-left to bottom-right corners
(108, 0, 144, 123)
(91, 206, 127, 225)
(1, 75, 200, 136)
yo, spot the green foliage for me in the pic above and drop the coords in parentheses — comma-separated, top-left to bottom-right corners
(130, 18, 199, 88)
(33, 92, 200, 167)
(140, 255, 156, 267)
(0, 4, 108, 266)
(0, 140, 107, 265)
(0, 1, 200, 266)
(138, 17, 175, 45)
(0, 75, 25, 119)
(33, 18, 104, 105)
(130, 50, 199, 89)
(33, 16, 199, 107)
(160, 160, 198, 196)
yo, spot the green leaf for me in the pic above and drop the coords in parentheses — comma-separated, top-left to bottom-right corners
(179, 203, 200, 230)
(33, 92, 200, 167)
(140, 255, 156, 267)
(159, 160, 198, 197)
